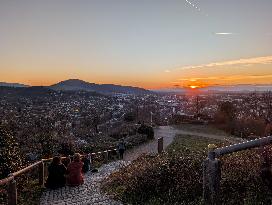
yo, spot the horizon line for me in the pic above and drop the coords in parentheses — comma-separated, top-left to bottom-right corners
(2, 79, 272, 90)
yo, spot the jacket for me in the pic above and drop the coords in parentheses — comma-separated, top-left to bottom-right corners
(67, 161, 84, 186)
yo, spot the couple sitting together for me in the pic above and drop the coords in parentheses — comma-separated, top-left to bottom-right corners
(45, 153, 85, 189)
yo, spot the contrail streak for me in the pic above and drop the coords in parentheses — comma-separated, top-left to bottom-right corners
(185, 0, 201, 12)
(215, 32, 235, 35)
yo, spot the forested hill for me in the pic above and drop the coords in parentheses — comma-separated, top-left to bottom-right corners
(50, 79, 151, 95)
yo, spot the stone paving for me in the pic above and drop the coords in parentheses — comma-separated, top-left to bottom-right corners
(40, 161, 130, 205)
(40, 126, 175, 205)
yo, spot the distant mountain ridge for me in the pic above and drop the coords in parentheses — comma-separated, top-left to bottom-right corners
(50, 79, 151, 94)
(0, 82, 29, 88)
(0, 79, 151, 95)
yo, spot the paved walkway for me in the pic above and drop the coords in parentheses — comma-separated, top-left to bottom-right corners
(40, 125, 239, 205)
(124, 126, 242, 162)
(40, 161, 129, 205)
(40, 127, 172, 205)
(123, 126, 176, 161)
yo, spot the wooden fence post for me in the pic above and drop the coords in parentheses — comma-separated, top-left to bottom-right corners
(158, 137, 164, 154)
(44, 162, 49, 180)
(103, 151, 108, 163)
(39, 161, 44, 186)
(203, 145, 221, 205)
(91, 153, 96, 166)
(114, 149, 118, 159)
(107, 150, 111, 160)
(203, 158, 210, 203)
(97, 152, 102, 162)
(7, 177, 17, 205)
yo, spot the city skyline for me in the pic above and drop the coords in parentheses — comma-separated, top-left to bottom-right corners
(0, 0, 272, 89)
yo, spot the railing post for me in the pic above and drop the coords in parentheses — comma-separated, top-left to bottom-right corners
(39, 161, 44, 186)
(97, 152, 102, 163)
(7, 176, 17, 205)
(103, 151, 108, 163)
(203, 144, 221, 205)
(107, 150, 111, 161)
(158, 137, 164, 154)
(91, 153, 96, 167)
(112, 149, 118, 160)
(44, 162, 49, 180)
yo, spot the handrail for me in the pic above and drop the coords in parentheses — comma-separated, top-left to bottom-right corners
(0, 148, 118, 186)
(1, 138, 163, 205)
(13, 161, 42, 178)
(208, 135, 272, 160)
(0, 175, 14, 186)
(204, 135, 272, 204)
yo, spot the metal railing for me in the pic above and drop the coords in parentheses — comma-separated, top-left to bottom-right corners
(0, 136, 164, 205)
(0, 148, 119, 205)
(203, 136, 272, 205)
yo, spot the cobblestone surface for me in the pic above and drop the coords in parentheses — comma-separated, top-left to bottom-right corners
(40, 126, 175, 205)
(40, 161, 130, 205)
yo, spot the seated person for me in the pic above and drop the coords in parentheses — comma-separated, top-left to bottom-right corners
(45, 156, 67, 189)
(67, 153, 84, 186)
(82, 154, 91, 173)
(117, 138, 126, 160)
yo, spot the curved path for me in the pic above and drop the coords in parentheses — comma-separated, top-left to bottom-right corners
(124, 126, 242, 162)
(40, 125, 239, 205)
(123, 126, 176, 161)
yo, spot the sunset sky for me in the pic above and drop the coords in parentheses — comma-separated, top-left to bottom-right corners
(0, 0, 272, 89)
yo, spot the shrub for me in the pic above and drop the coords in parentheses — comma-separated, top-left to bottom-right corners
(103, 135, 212, 204)
(0, 125, 23, 179)
(125, 134, 148, 149)
(124, 112, 137, 122)
(137, 124, 154, 139)
(103, 135, 272, 204)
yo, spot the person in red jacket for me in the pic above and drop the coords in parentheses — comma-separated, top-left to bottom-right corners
(66, 153, 84, 186)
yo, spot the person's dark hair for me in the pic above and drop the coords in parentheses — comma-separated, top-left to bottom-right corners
(62, 157, 71, 167)
(52, 156, 61, 165)
(73, 153, 81, 162)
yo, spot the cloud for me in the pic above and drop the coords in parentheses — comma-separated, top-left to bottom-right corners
(179, 76, 220, 81)
(180, 75, 272, 82)
(176, 74, 272, 87)
(178, 56, 272, 71)
(174, 74, 272, 88)
(164, 70, 171, 73)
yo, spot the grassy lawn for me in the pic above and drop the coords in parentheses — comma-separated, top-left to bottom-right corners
(167, 134, 222, 154)
(173, 123, 228, 136)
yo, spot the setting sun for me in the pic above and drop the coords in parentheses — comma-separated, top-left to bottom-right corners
(190, 85, 199, 89)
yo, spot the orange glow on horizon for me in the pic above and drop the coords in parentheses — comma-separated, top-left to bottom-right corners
(189, 85, 200, 89)
(182, 80, 210, 90)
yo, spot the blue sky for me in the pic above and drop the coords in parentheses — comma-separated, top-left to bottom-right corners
(0, 0, 272, 88)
